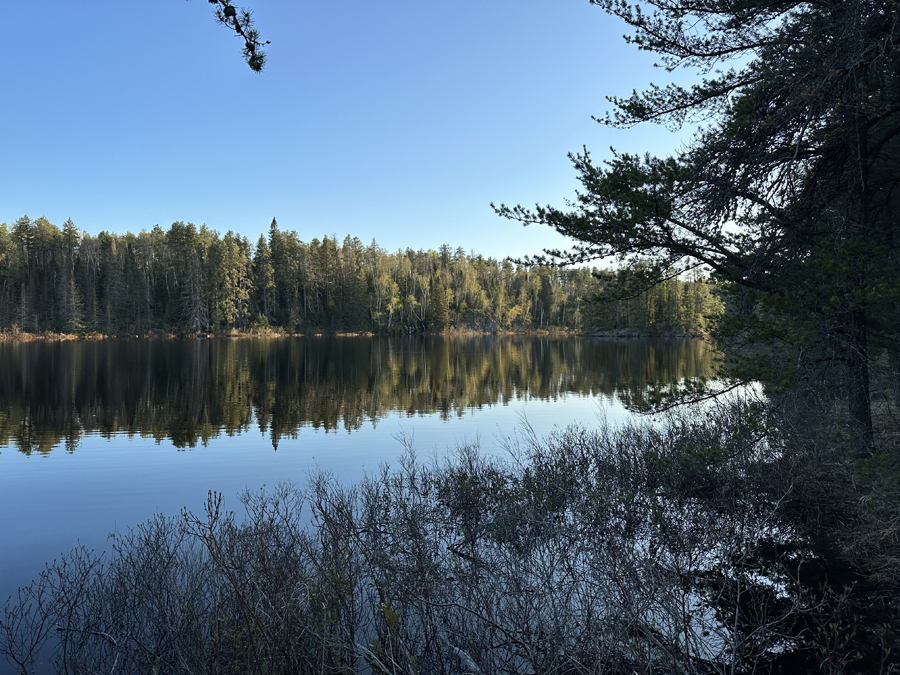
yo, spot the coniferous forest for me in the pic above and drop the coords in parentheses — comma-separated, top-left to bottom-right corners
(5, 0, 900, 672)
(0, 216, 720, 336)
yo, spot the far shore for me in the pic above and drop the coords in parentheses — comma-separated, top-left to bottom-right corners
(0, 325, 706, 343)
(0, 327, 592, 343)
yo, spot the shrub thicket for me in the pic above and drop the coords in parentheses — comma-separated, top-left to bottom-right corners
(4, 396, 897, 674)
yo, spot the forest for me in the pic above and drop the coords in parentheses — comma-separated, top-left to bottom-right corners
(4, 0, 900, 672)
(0, 216, 720, 336)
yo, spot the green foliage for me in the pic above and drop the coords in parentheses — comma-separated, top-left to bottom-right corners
(588, 266, 722, 333)
(427, 273, 450, 330)
(0, 216, 720, 336)
(204, 0, 269, 72)
(495, 0, 900, 454)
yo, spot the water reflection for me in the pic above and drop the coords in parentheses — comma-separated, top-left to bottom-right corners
(0, 336, 713, 453)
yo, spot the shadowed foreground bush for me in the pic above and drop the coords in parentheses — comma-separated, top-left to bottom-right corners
(2, 399, 895, 674)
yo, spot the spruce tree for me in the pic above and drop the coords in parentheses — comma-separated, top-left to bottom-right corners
(251, 234, 275, 324)
(427, 273, 450, 331)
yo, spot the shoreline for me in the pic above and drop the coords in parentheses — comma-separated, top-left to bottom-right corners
(0, 327, 581, 342)
(583, 328, 705, 339)
(0, 326, 704, 343)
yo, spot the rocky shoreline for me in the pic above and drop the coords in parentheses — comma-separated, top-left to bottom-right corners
(583, 328, 701, 339)
(0, 326, 703, 342)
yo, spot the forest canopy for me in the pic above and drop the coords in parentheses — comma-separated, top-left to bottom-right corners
(0, 216, 719, 336)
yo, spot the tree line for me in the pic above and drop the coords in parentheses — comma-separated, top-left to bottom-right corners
(3, 0, 898, 670)
(0, 216, 719, 336)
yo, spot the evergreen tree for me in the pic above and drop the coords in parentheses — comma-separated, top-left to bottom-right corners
(0, 223, 12, 329)
(76, 235, 101, 331)
(340, 235, 370, 332)
(98, 233, 125, 333)
(59, 219, 84, 333)
(428, 273, 450, 330)
(251, 234, 275, 324)
(495, 0, 900, 454)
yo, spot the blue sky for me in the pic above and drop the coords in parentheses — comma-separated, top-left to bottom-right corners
(3, 0, 692, 261)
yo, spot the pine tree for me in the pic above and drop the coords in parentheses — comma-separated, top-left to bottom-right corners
(495, 0, 900, 454)
(428, 273, 450, 331)
(252, 234, 275, 324)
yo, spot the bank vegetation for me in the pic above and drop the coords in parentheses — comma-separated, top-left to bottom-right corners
(4, 394, 898, 674)
(0, 217, 719, 338)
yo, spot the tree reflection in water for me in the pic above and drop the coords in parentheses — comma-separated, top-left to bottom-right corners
(0, 336, 713, 453)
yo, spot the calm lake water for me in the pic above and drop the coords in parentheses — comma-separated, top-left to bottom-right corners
(0, 335, 713, 606)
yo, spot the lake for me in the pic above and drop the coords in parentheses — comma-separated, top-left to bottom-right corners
(0, 335, 713, 608)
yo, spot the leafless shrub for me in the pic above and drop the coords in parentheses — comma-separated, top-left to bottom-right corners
(1, 398, 842, 674)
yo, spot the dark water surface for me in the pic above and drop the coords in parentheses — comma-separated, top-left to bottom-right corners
(0, 336, 712, 604)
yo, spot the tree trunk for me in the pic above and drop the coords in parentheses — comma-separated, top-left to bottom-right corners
(847, 308, 874, 457)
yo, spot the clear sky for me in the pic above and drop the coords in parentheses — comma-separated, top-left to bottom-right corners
(2, 0, 691, 261)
